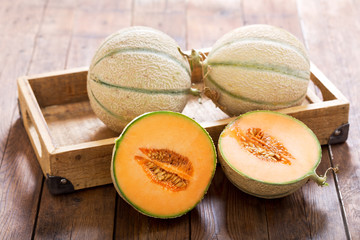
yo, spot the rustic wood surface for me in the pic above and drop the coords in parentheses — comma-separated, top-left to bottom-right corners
(0, 0, 358, 239)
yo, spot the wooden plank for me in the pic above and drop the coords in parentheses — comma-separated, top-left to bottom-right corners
(0, 111, 44, 239)
(68, 0, 132, 68)
(187, 0, 243, 50)
(0, 0, 47, 239)
(132, 0, 187, 49)
(298, 0, 360, 238)
(115, 196, 190, 239)
(242, 0, 304, 40)
(264, 148, 346, 240)
(302, 146, 347, 239)
(34, 185, 115, 240)
(0, 0, 46, 161)
(28, 70, 88, 107)
(191, 166, 267, 239)
(0, 0, 44, 36)
(50, 142, 115, 190)
(17, 76, 55, 175)
(241, 0, 347, 239)
(31, 0, 124, 238)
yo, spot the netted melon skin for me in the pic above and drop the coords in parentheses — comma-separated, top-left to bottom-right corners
(87, 26, 191, 132)
(204, 24, 310, 116)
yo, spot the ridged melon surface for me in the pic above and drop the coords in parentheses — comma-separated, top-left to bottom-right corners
(87, 26, 191, 132)
(218, 111, 327, 199)
(204, 24, 310, 116)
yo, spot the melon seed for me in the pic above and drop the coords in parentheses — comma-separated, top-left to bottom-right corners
(135, 148, 192, 191)
(229, 127, 294, 165)
(139, 148, 194, 175)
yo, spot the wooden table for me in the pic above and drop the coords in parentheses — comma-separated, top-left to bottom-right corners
(1, 0, 359, 239)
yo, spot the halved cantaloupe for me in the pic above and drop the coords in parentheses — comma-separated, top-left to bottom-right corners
(111, 111, 216, 218)
(218, 111, 331, 199)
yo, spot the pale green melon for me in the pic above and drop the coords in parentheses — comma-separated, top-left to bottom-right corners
(87, 26, 191, 132)
(203, 24, 310, 116)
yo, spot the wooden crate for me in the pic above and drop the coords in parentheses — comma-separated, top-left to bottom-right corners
(17, 54, 349, 194)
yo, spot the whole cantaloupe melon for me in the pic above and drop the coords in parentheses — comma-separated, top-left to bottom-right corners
(87, 26, 191, 132)
(202, 24, 310, 116)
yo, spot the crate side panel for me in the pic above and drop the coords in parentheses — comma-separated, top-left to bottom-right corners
(42, 100, 118, 147)
(49, 143, 114, 190)
(29, 70, 88, 108)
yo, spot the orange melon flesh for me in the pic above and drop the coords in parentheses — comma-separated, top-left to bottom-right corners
(219, 111, 321, 184)
(111, 111, 216, 218)
(217, 111, 330, 199)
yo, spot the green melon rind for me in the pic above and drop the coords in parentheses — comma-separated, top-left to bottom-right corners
(207, 37, 309, 64)
(92, 27, 162, 59)
(111, 111, 217, 218)
(93, 47, 191, 77)
(218, 110, 323, 199)
(89, 75, 191, 95)
(205, 73, 307, 106)
(206, 61, 310, 80)
(89, 88, 131, 122)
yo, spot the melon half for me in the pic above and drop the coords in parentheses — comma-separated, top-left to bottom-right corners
(87, 26, 192, 132)
(218, 111, 328, 199)
(111, 111, 217, 218)
(202, 24, 310, 116)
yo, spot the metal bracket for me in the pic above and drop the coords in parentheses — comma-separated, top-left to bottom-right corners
(328, 123, 350, 145)
(18, 98, 23, 121)
(46, 174, 75, 195)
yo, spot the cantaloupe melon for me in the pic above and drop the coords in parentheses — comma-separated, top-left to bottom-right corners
(202, 24, 310, 116)
(111, 111, 216, 218)
(87, 26, 192, 132)
(218, 111, 332, 199)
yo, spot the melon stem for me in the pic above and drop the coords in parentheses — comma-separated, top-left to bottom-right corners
(310, 166, 339, 187)
(178, 47, 206, 84)
(190, 88, 201, 96)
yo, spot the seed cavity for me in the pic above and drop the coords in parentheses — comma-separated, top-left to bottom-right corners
(229, 127, 294, 165)
(135, 148, 193, 191)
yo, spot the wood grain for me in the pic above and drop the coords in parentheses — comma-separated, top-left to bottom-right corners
(0, 0, 46, 162)
(0, 0, 47, 239)
(187, 0, 243, 49)
(298, 0, 359, 238)
(31, 0, 123, 238)
(34, 185, 116, 240)
(0, 112, 43, 239)
(302, 146, 347, 239)
(115, 196, 190, 239)
(191, 166, 268, 239)
(132, 0, 187, 49)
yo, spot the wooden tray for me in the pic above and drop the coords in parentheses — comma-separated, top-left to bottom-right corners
(17, 54, 349, 194)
